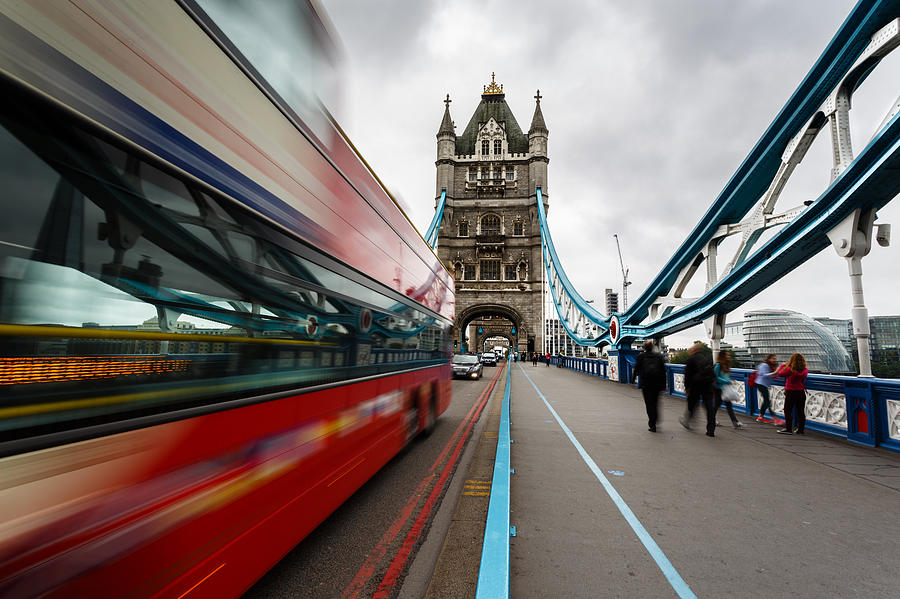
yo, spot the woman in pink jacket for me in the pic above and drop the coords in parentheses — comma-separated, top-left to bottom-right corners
(776, 353, 808, 435)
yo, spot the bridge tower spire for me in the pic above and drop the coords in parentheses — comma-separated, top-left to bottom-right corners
(433, 75, 549, 357)
(436, 93, 456, 199)
(528, 89, 549, 198)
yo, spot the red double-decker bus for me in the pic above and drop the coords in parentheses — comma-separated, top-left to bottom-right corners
(0, 1, 454, 597)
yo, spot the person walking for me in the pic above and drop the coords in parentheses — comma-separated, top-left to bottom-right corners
(714, 350, 744, 429)
(755, 354, 777, 423)
(776, 353, 808, 435)
(631, 340, 666, 432)
(532, 352, 537, 367)
(680, 343, 718, 437)
(545, 352, 550, 366)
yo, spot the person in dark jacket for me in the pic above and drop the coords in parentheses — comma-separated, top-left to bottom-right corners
(680, 342, 718, 437)
(631, 340, 667, 432)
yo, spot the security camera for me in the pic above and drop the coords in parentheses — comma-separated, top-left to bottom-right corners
(876, 223, 891, 247)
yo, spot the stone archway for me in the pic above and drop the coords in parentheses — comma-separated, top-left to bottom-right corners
(456, 303, 525, 355)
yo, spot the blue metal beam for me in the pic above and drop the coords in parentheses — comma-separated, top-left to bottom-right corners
(624, 0, 900, 327)
(424, 190, 446, 249)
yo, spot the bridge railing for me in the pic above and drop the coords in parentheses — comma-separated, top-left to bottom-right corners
(551, 357, 900, 452)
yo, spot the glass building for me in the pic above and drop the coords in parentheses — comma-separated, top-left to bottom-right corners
(742, 310, 855, 374)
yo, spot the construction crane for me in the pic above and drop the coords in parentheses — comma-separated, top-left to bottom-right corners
(613, 234, 631, 311)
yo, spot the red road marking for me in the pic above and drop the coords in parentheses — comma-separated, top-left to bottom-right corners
(342, 366, 502, 599)
(371, 367, 502, 598)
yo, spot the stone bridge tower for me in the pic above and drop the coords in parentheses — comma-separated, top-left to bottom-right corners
(435, 74, 549, 356)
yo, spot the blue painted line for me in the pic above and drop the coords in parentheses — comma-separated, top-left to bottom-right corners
(517, 364, 697, 599)
(475, 360, 512, 599)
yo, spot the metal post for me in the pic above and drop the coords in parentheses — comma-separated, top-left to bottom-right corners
(827, 208, 877, 377)
(847, 255, 873, 377)
(706, 313, 725, 355)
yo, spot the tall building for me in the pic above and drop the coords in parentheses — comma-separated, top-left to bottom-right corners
(435, 74, 549, 356)
(605, 288, 619, 315)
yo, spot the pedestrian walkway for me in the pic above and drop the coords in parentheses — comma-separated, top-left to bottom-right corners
(507, 362, 900, 598)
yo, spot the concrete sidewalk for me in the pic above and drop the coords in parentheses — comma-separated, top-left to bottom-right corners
(508, 362, 900, 598)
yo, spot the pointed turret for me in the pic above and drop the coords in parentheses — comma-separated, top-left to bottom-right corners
(528, 89, 548, 135)
(436, 94, 456, 197)
(528, 89, 549, 196)
(437, 94, 455, 136)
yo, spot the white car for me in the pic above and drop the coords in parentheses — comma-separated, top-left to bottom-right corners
(481, 351, 497, 366)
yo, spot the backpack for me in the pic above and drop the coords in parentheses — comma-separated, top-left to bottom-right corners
(748, 371, 757, 388)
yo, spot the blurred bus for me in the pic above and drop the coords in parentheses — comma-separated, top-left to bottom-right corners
(0, 1, 454, 597)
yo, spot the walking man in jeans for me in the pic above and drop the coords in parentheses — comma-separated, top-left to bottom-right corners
(680, 343, 718, 437)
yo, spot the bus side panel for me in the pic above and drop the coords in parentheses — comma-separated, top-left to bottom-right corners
(1, 366, 447, 599)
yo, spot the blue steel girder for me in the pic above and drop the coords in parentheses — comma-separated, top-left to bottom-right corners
(528, 1, 900, 350)
(638, 108, 900, 340)
(624, 0, 900, 331)
(424, 190, 446, 249)
(536, 188, 609, 345)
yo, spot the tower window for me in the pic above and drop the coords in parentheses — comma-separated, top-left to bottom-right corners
(454, 262, 463, 280)
(481, 140, 489, 155)
(468, 168, 475, 182)
(505, 264, 517, 280)
(458, 221, 468, 237)
(506, 166, 515, 180)
(480, 259, 500, 280)
(513, 221, 524, 236)
(464, 264, 476, 280)
(481, 214, 500, 236)
(494, 140, 502, 155)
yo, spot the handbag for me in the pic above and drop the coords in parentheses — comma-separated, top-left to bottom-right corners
(722, 384, 742, 403)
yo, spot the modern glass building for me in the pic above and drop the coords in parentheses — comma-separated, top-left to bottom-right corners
(742, 310, 855, 374)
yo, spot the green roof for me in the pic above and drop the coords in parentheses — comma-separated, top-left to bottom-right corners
(455, 95, 529, 155)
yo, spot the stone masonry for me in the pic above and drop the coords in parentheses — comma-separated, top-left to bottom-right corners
(435, 74, 549, 356)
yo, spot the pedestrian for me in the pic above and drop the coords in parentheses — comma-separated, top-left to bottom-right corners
(557, 351, 563, 367)
(631, 340, 666, 432)
(532, 352, 537, 366)
(714, 350, 744, 429)
(545, 352, 550, 366)
(680, 342, 718, 437)
(755, 354, 777, 423)
(776, 353, 808, 435)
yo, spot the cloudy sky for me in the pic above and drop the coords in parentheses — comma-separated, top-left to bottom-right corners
(321, 0, 898, 347)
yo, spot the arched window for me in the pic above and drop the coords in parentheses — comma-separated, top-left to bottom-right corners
(481, 140, 489, 155)
(454, 262, 463, 280)
(513, 220, 524, 236)
(458, 221, 468, 237)
(481, 214, 500, 236)
(493, 139, 501, 155)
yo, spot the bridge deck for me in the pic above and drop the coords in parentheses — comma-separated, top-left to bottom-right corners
(507, 362, 900, 598)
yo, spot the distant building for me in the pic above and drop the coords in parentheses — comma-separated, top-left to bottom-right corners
(870, 316, 900, 363)
(813, 317, 855, 356)
(742, 310, 854, 374)
(605, 288, 619, 314)
(544, 317, 581, 356)
(815, 315, 900, 368)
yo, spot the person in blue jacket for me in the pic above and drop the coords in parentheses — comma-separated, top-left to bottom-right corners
(714, 350, 744, 429)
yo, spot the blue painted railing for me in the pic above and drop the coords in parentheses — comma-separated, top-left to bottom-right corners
(550, 357, 900, 452)
(476, 359, 513, 598)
